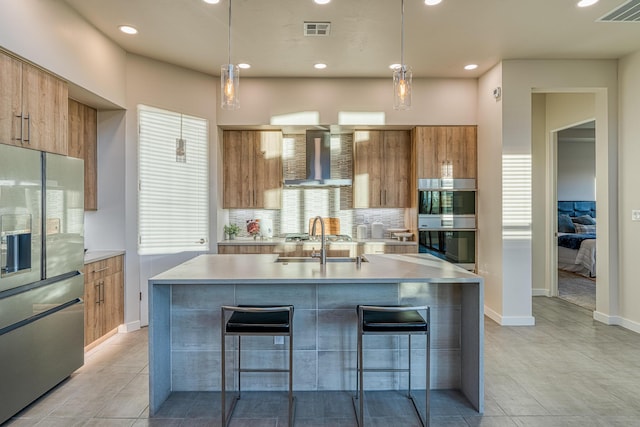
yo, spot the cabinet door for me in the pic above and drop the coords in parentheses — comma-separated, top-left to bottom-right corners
(103, 271, 124, 333)
(68, 99, 98, 210)
(253, 131, 282, 209)
(21, 62, 68, 155)
(448, 126, 477, 179)
(353, 130, 384, 208)
(0, 53, 23, 147)
(84, 278, 103, 345)
(382, 130, 411, 207)
(415, 127, 447, 179)
(223, 130, 257, 208)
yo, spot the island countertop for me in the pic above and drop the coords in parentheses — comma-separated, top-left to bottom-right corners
(149, 253, 479, 284)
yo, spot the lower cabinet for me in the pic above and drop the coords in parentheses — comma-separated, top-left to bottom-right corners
(84, 255, 124, 347)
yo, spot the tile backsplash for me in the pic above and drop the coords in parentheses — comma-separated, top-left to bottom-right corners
(228, 133, 407, 239)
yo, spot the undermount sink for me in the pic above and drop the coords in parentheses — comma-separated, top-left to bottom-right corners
(275, 256, 368, 264)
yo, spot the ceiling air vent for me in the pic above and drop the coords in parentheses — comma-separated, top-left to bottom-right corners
(598, 0, 640, 22)
(304, 21, 331, 36)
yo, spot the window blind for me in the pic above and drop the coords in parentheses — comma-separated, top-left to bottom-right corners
(138, 105, 209, 255)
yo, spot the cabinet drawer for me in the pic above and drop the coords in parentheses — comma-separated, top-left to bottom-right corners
(84, 255, 123, 281)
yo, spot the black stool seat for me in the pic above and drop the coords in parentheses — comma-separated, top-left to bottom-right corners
(361, 308, 428, 333)
(227, 310, 291, 333)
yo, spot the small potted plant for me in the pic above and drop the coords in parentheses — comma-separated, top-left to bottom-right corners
(224, 224, 241, 240)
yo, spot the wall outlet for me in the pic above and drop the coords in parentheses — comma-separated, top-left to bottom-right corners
(274, 336, 284, 345)
(633, 210, 640, 221)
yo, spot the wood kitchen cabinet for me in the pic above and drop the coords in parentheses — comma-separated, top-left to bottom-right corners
(353, 130, 411, 208)
(0, 51, 68, 154)
(84, 255, 124, 347)
(414, 126, 477, 179)
(223, 130, 283, 209)
(68, 99, 98, 210)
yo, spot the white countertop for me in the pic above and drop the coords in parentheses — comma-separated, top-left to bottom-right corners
(84, 250, 125, 264)
(149, 253, 480, 285)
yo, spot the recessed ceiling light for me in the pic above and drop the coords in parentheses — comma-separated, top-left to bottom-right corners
(389, 63, 401, 70)
(238, 63, 251, 69)
(314, 63, 327, 69)
(577, 0, 598, 7)
(203, 0, 220, 3)
(314, 0, 331, 4)
(464, 64, 478, 70)
(424, 0, 442, 5)
(119, 25, 138, 35)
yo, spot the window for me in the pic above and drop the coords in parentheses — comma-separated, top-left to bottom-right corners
(138, 105, 209, 255)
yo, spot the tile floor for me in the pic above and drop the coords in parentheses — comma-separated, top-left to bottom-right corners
(5, 296, 640, 426)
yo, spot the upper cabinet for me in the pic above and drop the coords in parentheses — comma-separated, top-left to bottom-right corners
(414, 126, 477, 180)
(353, 130, 411, 208)
(0, 51, 68, 155)
(68, 99, 98, 210)
(223, 130, 283, 209)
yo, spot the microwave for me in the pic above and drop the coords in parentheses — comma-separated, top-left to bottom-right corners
(418, 230, 475, 270)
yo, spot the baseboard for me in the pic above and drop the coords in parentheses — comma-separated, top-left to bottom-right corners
(484, 305, 536, 326)
(593, 311, 640, 334)
(532, 288, 550, 297)
(119, 320, 141, 333)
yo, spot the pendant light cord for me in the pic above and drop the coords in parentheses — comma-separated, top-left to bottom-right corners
(227, 0, 232, 65)
(400, 0, 405, 70)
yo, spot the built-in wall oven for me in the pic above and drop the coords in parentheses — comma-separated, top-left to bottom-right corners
(417, 178, 476, 270)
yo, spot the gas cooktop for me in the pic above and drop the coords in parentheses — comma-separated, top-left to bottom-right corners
(284, 233, 353, 242)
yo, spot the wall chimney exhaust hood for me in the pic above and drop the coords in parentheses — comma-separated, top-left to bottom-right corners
(283, 130, 352, 187)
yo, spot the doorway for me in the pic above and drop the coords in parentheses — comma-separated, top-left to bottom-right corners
(554, 121, 596, 311)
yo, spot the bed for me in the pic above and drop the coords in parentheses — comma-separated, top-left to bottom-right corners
(557, 201, 596, 277)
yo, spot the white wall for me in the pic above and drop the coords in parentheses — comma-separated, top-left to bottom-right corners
(0, 0, 126, 108)
(618, 49, 640, 331)
(124, 54, 219, 327)
(477, 63, 504, 322)
(557, 139, 595, 201)
(218, 77, 478, 126)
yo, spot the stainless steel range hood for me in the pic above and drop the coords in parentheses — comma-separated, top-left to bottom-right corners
(283, 130, 352, 187)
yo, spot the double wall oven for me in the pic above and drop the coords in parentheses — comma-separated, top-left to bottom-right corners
(417, 178, 476, 270)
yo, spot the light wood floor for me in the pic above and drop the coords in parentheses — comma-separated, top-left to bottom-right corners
(5, 297, 640, 426)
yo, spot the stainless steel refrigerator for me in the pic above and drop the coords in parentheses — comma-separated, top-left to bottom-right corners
(0, 144, 85, 424)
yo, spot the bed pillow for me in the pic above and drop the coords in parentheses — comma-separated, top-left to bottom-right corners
(574, 223, 596, 234)
(572, 215, 596, 225)
(558, 214, 576, 233)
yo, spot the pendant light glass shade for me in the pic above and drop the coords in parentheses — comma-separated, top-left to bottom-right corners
(393, 65, 412, 110)
(221, 0, 239, 110)
(221, 64, 239, 110)
(393, 0, 411, 110)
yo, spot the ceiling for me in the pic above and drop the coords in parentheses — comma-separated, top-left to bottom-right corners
(62, 0, 640, 79)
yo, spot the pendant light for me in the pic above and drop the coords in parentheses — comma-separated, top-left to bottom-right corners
(393, 0, 412, 110)
(221, 0, 239, 109)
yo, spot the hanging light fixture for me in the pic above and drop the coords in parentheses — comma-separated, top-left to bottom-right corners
(221, 0, 239, 109)
(393, 0, 412, 110)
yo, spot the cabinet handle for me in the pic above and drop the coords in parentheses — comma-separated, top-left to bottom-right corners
(14, 114, 23, 141)
(23, 114, 30, 144)
(95, 282, 101, 304)
(92, 266, 110, 273)
(101, 281, 105, 303)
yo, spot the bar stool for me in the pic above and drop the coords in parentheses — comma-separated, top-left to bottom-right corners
(220, 305, 295, 427)
(354, 305, 430, 427)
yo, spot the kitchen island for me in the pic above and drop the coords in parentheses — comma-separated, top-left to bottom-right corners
(148, 253, 483, 416)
